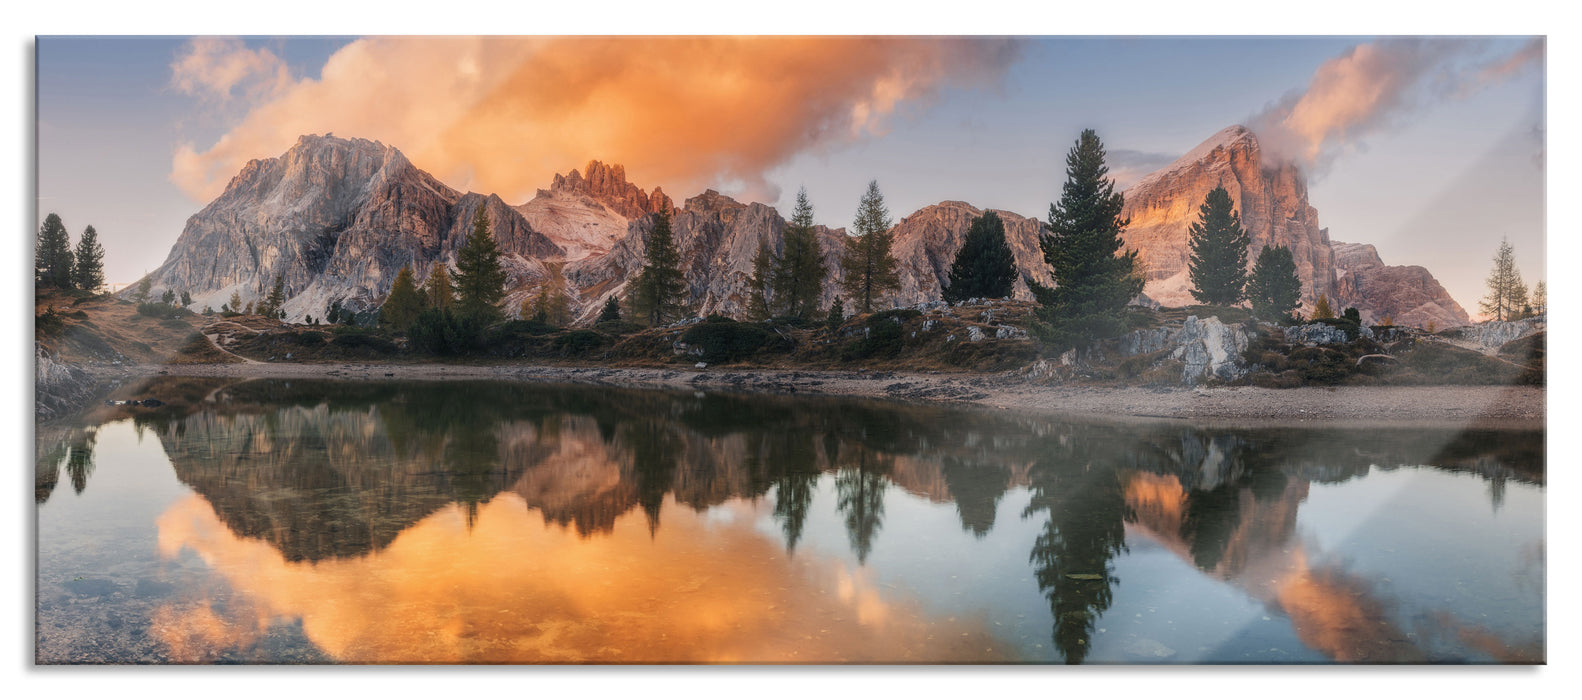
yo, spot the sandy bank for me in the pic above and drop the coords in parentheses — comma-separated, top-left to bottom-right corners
(96, 360, 1547, 429)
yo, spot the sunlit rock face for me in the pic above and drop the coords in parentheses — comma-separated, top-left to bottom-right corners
(565, 189, 850, 321)
(1330, 241, 1471, 328)
(135, 134, 563, 320)
(1120, 125, 1338, 309)
(888, 201, 1055, 305)
(513, 160, 675, 262)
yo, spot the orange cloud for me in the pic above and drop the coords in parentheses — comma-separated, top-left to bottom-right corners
(154, 491, 1011, 663)
(1250, 38, 1543, 172)
(169, 36, 1019, 205)
(169, 37, 292, 104)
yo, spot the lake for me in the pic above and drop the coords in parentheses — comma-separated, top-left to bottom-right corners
(34, 377, 1545, 664)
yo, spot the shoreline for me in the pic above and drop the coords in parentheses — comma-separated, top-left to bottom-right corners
(88, 361, 1547, 430)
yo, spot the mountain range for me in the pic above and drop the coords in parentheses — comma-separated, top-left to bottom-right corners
(136, 127, 1470, 329)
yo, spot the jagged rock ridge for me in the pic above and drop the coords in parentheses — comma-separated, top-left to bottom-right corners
(1330, 241, 1470, 329)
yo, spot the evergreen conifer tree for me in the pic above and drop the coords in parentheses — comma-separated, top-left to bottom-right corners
(747, 241, 777, 321)
(840, 180, 901, 314)
(631, 210, 689, 326)
(35, 214, 75, 289)
(379, 265, 424, 331)
(453, 207, 508, 324)
(944, 210, 1018, 303)
(599, 295, 622, 322)
(1030, 130, 1143, 350)
(1186, 186, 1250, 306)
(1246, 245, 1302, 322)
(72, 225, 105, 293)
(826, 296, 845, 330)
(775, 187, 828, 320)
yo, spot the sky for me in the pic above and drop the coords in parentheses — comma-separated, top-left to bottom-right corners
(35, 35, 1544, 315)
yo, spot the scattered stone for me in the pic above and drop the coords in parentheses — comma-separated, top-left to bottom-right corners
(695, 362, 707, 369)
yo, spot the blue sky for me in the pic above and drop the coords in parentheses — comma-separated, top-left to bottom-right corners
(35, 35, 1544, 313)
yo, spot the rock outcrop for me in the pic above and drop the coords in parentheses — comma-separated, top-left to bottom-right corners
(1453, 315, 1545, 351)
(1120, 125, 1337, 308)
(1116, 316, 1251, 384)
(134, 134, 563, 320)
(1330, 241, 1470, 329)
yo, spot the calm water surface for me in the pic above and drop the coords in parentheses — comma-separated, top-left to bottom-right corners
(35, 378, 1545, 664)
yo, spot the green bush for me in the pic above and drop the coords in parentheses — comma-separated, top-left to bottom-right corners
(136, 302, 184, 319)
(331, 332, 397, 354)
(36, 307, 65, 335)
(680, 319, 791, 364)
(593, 320, 643, 336)
(1287, 346, 1353, 384)
(554, 329, 610, 357)
(294, 331, 326, 346)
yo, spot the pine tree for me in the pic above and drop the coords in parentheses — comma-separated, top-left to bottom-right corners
(379, 265, 424, 331)
(631, 209, 689, 326)
(1186, 186, 1250, 306)
(72, 225, 106, 293)
(425, 263, 456, 310)
(180, 291, 192, 307)
(1030, 130, 1143, 350)
(1532, 281, 1547, 316)
(1246, 245, 1302, 322)
(453, 206, 508, 324)
(826, 296, 845, 330)
(776, 187, 829, 320)
(162, 289, 176, 305)
(599, 295, 622, 322)
(944, 210, 1018, 303)
(1479, 238, 1526, 322)
(840, 180, 901, 314)
(259, 275, 286, 317)
(1310, 294, 1335, 320)
(747, 241, 776, 321)
(35, 214, 75, 289)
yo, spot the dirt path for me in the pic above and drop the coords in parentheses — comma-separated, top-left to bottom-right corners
(119, 361, 1546, 428)
(203, 333, 263, 364)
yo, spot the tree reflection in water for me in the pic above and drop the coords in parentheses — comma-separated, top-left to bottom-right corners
(40, 375, 1546, 663)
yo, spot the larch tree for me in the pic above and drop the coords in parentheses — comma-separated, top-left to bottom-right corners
(72, 225, 106, 293)
(1186, 186, 1250, 306)
(1246, 245, 1302, 322)
(631, 209, 689, 326)
(840, 180, 900, 314)
(1531, 280, 1547, 316)
(1479, 238, 1526, 322)
(1310, 294, 1335, 320)
(1030, 129, 1143, 350)
(425, 263, 456, 310)
(453, 206, 508, 324)
(379, 265, 424, 331)
(944, 210, 1018, 303)
(35, 213, 75, 289)
(259, 275, 287, 317)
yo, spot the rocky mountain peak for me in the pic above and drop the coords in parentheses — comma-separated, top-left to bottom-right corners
(546, 159, 669, 219)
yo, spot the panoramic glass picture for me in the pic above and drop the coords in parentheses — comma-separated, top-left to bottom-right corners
(34, 36, 1544, 665)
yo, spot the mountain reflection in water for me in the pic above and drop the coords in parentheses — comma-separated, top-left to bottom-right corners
(38, 377, 1544, 664)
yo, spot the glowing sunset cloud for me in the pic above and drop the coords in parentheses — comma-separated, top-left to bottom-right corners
(152, 491, 1010, 663)
(169, 36, 1020, 205)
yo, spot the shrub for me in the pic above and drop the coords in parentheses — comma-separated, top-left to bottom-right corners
(1287, 346, 1353, 384)
(295, 331, 326, 346)
(331, 332, 397, 354)
(36, 307, 65, 335)
(593, 319, 643, 336)
(555, 329, 610, 357)
(680, 319, 791, 364)
(136, 302, 184, 319)
(840, 312, 914, 361)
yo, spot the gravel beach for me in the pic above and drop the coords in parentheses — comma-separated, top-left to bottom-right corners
(106, 361, 1546, 429)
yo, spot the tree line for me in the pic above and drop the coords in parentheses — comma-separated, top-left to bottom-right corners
(34, 213, 105, 293)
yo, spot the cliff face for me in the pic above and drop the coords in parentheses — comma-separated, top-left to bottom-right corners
(565, 189, 848, 322)
(889, 201, 1054, 305)
(137, 135, 562, 319)
(514, 160, 675, 262)
(1120, 125, 1337, 308)
(1118, 125, 1470, 328)
(1330, 241, 1471, 328)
